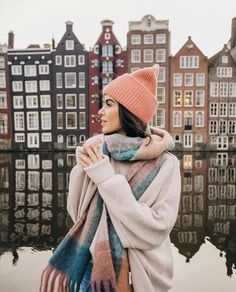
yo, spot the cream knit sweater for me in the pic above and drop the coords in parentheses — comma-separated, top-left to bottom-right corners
(67, 143, 181, 292)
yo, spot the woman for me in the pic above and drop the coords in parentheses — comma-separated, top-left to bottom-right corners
(40, 65, 181, 292)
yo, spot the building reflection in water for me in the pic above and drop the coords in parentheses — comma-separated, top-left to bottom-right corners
(0, 151, 235, 277)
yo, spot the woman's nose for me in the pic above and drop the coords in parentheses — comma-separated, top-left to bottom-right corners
(98, 106, 104, 116)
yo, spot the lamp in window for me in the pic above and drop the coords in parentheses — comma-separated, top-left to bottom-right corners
(185, 92, 191, 106)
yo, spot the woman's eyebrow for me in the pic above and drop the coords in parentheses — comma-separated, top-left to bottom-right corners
(104, 98, 115, 103)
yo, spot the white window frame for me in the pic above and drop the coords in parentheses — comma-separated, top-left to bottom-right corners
(0, 91, 7, 108)
(79, 112, 86, 129)
(173, 73, 182, 87)
(41, 111, 51, 130)
(156, 49, 166, 63)
(143, 49, 153, 63)
(26, 95, 38, 108)
(66, 112, 77, 129)
(65, 72, 76, 88)
(40, 95, 51, 108)
(56, 72, 62, 88)
(11, 65, 22, 75)
(184, 73, 194, 86)
(24, 65, 37, 77)
(195, 111, 204, 127)
(41, 133, 52, 142)
(180, 56, 199, 68)
(64, 55, 76, 67)
(78, 55, 85, 65)
(195, 90, 205, 107)
(0, 71, 6, 88)
(27, 133, 39, 148)
(144, 34, 153, 44)
(78, 72, 85, 88)
(65, 94, 77, 109)
(131, 35, 141, 45)
(210, 82, 219, 97)
(39, 80, 50, 91)
(173, 111, 182, 127)
(173, 90, 182, 107)
(157, 87, 165, 103)
(39, 64, 49, 75)
(25, 80, 37, 93)
(14, 112, 25, 130)
(157, 67, 165, 82)
(79, 94, 86, 109)
(156, 34, 166, 44)
(27, 112, 39, 130)
(65, 40, 74, 50)
(131, 50, 141, 63)
(12, 81, 23, 92)
(55, 55, 62, 65)
(196, 73, 205, 86)
(184, 134, 193, 148)
(15, 133, 25, 143)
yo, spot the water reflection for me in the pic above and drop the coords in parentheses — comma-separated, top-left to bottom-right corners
(0, 151, 236, 279)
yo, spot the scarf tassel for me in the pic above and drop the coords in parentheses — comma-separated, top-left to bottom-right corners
(90, 279, 118, 292)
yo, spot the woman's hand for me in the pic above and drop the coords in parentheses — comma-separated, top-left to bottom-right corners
(78, 139, 104, 167)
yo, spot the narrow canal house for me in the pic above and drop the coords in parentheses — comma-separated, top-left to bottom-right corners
(8, 45, 53, 151)
(51, 21, 89, 149)
(89, 19, 126, 137)
(127, 15, 171, 130)
(170, 37, 208, 150)
(0, 36, 12, 150)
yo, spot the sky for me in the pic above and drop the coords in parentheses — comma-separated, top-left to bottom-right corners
(0, 0, 236, 57)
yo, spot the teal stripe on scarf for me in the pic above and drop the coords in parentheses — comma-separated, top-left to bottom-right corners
(110, 149, 138, 160)
(132, 165, 160, 200)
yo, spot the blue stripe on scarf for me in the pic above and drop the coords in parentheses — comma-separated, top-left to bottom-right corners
(132, 165, 160, 200)
(111, 149, 138, 160)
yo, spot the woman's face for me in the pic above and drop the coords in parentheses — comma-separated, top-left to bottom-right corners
(98, 95, 126, 135)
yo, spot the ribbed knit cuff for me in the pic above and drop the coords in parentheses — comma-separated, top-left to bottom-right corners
(84, 155, 115, 185)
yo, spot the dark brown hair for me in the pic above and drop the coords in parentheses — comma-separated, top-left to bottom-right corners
(118, 103, 151, 141)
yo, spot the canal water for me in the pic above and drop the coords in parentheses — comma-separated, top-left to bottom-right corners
(0, 151, 236, 292)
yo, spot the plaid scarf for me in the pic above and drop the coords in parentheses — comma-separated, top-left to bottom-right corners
(40, 134, 162, 292)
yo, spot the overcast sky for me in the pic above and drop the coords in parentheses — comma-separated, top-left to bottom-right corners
(0, 0, 235, 57)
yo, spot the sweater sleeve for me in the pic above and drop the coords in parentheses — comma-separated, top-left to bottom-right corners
(84, 153, 181, 250)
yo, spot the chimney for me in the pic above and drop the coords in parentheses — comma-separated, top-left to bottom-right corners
(8, 31, 14, 49)
(52, 37, 55, 49)
(231, 17, 236, 49)
(66, 21, 73, 32)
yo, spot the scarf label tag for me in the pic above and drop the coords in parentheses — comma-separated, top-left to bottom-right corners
(128, 272, 132, 285)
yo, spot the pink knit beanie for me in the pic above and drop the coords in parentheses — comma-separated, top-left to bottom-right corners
(103, 64, 159, 124)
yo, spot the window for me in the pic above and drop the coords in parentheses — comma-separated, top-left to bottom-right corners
(11, 65, 22, 75)
(184, 134, 193, 148)
(39, 65, 49, 74)
(25, 81, 37, 93)
(79, 135, 86, 144)
(57, 112, 63, 129)
(180, 56, 199, 68)
(157, 67, 165, 82)
(0, 56, 5, 68)
(79, 112, 86, 129)
(196, 111, 204, 127)
(78, 55, 85, 65)
(55, 55, 62, 65)
(40, 95, 51, 108)
(65, 72, 76, 88)
(57, 94, 63, 108)
(79, 94, 85, 109)
(39, 80, 50, 91)
(144, 49, 153, 63)
(217, 136, 228, 150)
(131, 50, 141, 63)
(219, 82, 228, 97)
(195, 134, 203, 143)
(156, 49, 166, 63)
(155, 109, 165, 127)
(196, 73, 205, 86)
(0, 113, 7, 134)
(210, 102, 218, 117)
(228, 121, 236, 134)
(66, 40, 74, 50)
(56, 73, 62, 88)
(217, 67, 232, 77)
(184, 91, 193, 106)
(229, 82, 236, 97)
(131, 67, 140, 73)
(41, 112, 51, 130)
(64, 55, 76, 67)
(195, 91, 204, 107)
(229, 103, 236, 117)
(131, 35, 141, 45)
(0, 92, 7, 108)
(156, 34, 166, 44)
(15, 133, 25, 143)
(144, 34, 153, 44)
(173, 73, 182, 86)
(13, 96, 23, 108)
(66, 94, 76, 108)
(102, 44, 113, 57)
(0, 71, 6, 88)
(102, 61, 113, 73)
(209, 120, 218, 134)
(24, 65, 37, 77)
(184, 111, 193, 129)
(27, 112, 39, 130)
(67, 135, 77, 148)
(222, 55, 228, 63)
(66, 112, 77, 128)
(27, 133, 39, 148)
(42, 133, 52, 142)
(78, 72, 85, 88)
(219, 120, 227, 134)
(26, 95, 38, 108)
(210, 82, 219, 97)
(219, 103, 227, 117)
(173, 91, 182, 106)
(185, 74, 194, 86)
(157, 87, 165, 103)
(173, 111, 182, 127)
(14, 112, 24, 130)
